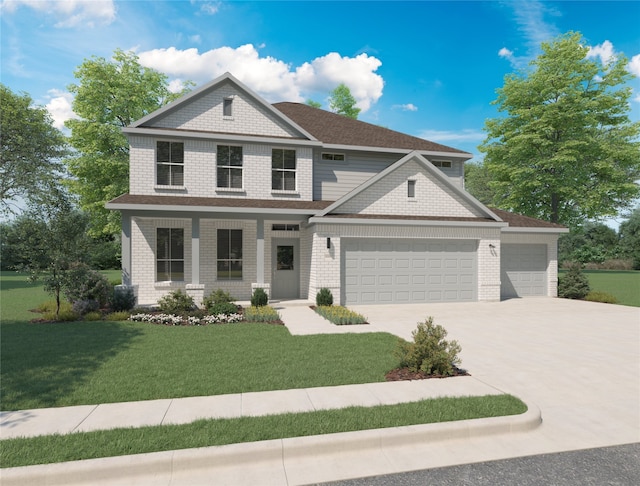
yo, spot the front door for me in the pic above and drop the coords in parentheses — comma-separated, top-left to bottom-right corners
(271, 239, 300, 300)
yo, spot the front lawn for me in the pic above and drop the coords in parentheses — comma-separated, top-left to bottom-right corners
(0, 395, 527, 468)
(559, 269, 640, 307)
(0, 272, 398, 411)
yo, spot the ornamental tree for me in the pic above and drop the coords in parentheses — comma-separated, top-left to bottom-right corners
(65, 49, 193, 237)
(480, 32, 640, 226)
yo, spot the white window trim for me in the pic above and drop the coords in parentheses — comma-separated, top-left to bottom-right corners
(271, 148, 297, 192)
(156, 140, 185, 187)
(321, 152, 346, 161)
(216, 145, 244, 190)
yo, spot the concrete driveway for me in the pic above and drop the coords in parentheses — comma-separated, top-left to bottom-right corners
(352, 298, 640, 451)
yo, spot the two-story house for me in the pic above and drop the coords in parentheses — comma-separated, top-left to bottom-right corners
(106, 72, 567, 307)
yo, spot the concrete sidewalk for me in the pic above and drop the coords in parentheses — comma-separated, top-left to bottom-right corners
(0, 377, 505, 440)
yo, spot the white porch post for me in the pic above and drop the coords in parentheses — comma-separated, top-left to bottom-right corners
(121, 211, 132, 286)
(253, 217, 270, 299)
(186, 216, 205, 307)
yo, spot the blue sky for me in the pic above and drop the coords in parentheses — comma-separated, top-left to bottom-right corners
(2, 0, 640, 164)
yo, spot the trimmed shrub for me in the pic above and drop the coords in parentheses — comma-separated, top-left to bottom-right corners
(208, 302, 239, 316)
(203, 289, 235, 313)
(72, 299, 100, 316)
(316, 287, 333, 306)
(558, 263, 590, 300)
(84, 311, 103, 321)
(109, 286, 136, 312)
(394, 317, 462, 376)
(158, 289, 195, 314)
(585, 291, 619, 304)
(243, 305, 281, 323)
(251, 287, 269, 307)
(43, 309, 78, 322)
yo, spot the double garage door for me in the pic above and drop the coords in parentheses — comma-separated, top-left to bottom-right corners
(501, 244, 547, 298)
(343, 239, 477, 305)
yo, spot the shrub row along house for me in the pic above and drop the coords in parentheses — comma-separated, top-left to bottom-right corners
(106, 73, 567, 307)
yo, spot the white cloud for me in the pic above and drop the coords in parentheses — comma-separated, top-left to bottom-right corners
(44, 89, 76, 130)
(627, 54, 640, 77)
(137, 45, 384, 112)
(498, 47, 514, 61)
(1, 0, 116, 27)
(193, 1, 221, 15)
(393, 103, 418, 112)
(418, 129, 485, 143)
(189, 35, 202, 44)
(587, 40, 616, 65)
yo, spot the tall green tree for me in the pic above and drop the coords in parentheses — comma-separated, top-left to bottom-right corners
(65, 49, 192, 237)
(619, 207, 640, 269)
(480, 32, 640, 226)
(464, 161, 495, 205)
(328, 83, 361, 119)
(0, 85, 69, 215)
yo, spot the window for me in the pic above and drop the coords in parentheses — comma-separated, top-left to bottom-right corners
(156, 228, 184, 281)
(272, 149, 296, 191)
(217, 229, 242, 280)
(272, 224, 300, 231)
(223, 98, 233, 117)
(157, 141, 184, 186)
(321, 153, 345, 161)
(432, 160, 452, 168)
(407, 180, 416, 198)
(217, 145, 243, 189)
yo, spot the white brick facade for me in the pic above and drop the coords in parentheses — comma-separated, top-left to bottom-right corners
(335, 160, 484, 218)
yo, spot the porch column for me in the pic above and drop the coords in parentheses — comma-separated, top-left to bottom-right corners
(121, 211, 132, 286)
(191, 217, 200, 285)
(256, 217, 265, 283)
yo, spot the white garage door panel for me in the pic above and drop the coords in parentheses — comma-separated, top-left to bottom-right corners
(343, 239, 477, 305)
(501, 244, 547, 298)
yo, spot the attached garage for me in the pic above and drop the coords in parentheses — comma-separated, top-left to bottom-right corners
(501, 244, 547, 298)
(342, 239, 477, 305)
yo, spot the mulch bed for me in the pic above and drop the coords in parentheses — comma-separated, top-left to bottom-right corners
(385, 366, 470, 381)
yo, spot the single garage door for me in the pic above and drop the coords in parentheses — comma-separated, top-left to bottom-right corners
(343, 239, 477, 305)
(501, 244, 547, 298)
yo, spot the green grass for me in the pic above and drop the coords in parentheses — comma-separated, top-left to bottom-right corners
(559, 269, 640, 307)
(0, 395, 526, 468)
(1, 272, 398, 411)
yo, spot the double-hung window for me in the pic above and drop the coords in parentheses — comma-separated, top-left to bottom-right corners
(157, 141, 184, 186)
(217, 145, 243, 189)
(217, 229, 243, 280)
(156, 228, 184, 281)
(272, 148, 296, 191)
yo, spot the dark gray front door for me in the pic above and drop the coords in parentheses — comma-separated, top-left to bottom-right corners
(271, 239, 300, 299)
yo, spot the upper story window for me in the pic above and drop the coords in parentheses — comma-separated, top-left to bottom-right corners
(407, 180, 416, 198)
(272, 224, 300, 231)
(156, 141, 184, 186)
(217, 145, 243, 189)
(432, 160, 452, 168)
(156, 228, 184, 281)
(321, 153, 345, 161)
(223, 98, 233, 117)
(272, 148, 296, 191)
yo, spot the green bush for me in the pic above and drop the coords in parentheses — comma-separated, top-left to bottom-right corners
(109, 286, 136, 312)
(243, 305, 281, 323)
(72, 299, 100, 316)
(208, 302, 239, 315)
(558, 263, 590, 299)
(314, 305, 367, 325)
(62, 262, 113, 307)
(203, 289, 235, 312)
(251, 287, 269, 307)
(585, 291, 619, 304)
(394, 317, 462, 376)
(84, 311, 103, 321)
(316, 287, 333, 306)
(158, 289, 195, 314)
